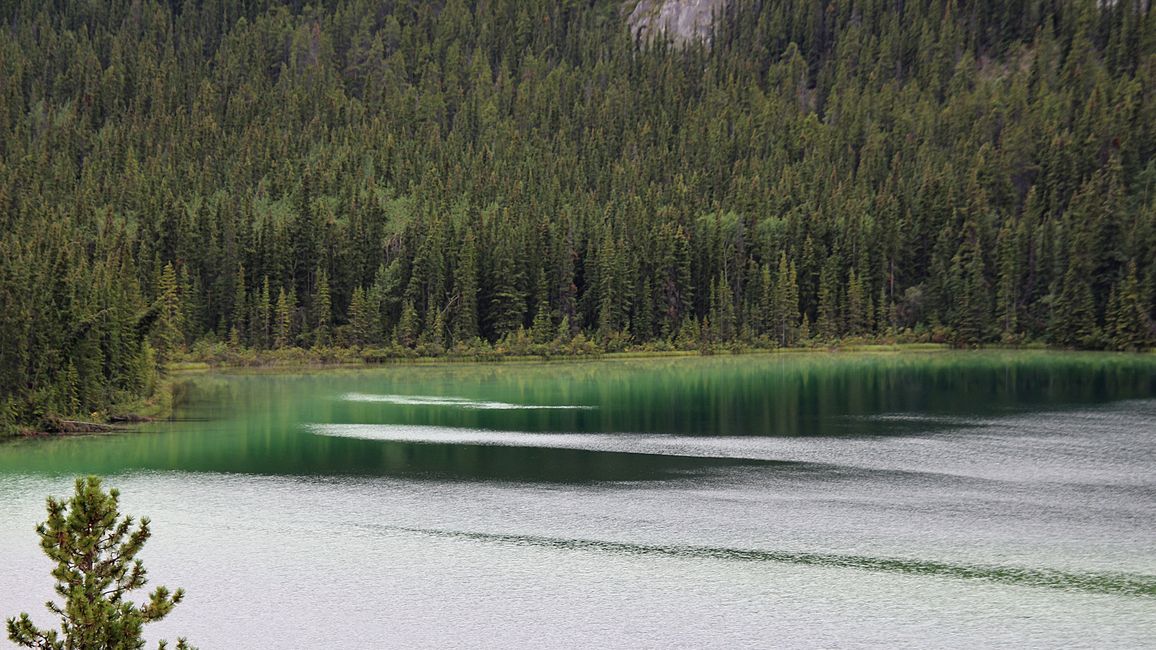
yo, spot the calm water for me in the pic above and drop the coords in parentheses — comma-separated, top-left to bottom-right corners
(1, 351, 1155, 648)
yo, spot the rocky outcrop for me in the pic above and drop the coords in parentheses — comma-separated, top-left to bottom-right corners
(625, 0, 728, 47)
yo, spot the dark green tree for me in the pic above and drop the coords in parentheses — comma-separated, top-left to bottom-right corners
(151, 262, 183, 365)
(451, 232, 480, 343)
(1108, 261, 1152, 351)
(950, 222, 992, 346)
(772, 254, 800, 347)
(312, 267, 332, 348)
(274, 288, 293, 350)
(816, 255, 842, 340)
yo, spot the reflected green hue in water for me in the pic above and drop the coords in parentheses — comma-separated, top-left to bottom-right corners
(1, 351, 1153, 482)
(2, 351, 1156, 647)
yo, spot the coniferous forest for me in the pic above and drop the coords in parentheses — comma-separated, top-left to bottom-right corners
(1, 0, 1155, 431)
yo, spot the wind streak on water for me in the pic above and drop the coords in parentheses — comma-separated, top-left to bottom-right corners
(309, 404, 1156, 485)
(376, 525, 1156, 598)
(341, 393, 596, 410)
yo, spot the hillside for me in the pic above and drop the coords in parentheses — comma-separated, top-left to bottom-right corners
(1, 0, 1154, 430)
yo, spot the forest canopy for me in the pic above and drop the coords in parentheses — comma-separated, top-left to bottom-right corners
(1, 0, 1154, 430)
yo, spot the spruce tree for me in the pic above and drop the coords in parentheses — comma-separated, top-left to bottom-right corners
(758, 263, 774, 338)
(452, 232, 479, 343)
(6, 477, 192, 650)
(775, 257, 800, 347)
(994, 218, 1020, 337)
(530, 268, 553, 345)
(846, 268, 866, 336)
(1108, 261, 1152, 351)
(348, 287, 373, 347)
(274, 288, 292, 350)
(152, 262, 183, 365)
(951, 222, 992, 346)
(816, 255, 842, 340)
(254, 277, 272, 350)
(397, 300, 421, 348)
(230, 264, 247, 347)
(312, 267, 332, 348)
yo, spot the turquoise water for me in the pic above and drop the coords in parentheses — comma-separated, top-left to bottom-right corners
(1, 351, 1154, 647)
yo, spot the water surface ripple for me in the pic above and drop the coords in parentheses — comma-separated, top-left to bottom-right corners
(1, 352, 1154, 648)
(381, 525, 1156, 598)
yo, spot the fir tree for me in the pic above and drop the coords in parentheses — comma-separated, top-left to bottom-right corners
(452, 232, 479, 343)
(312, 267, 332, 348)
(951, 222, 992, 346)
(397, 300, 420, 348)
(253, 277, 272, 350)
(995, 218, 1020, 337)
(816, 255, 842, 340)
(1108, 261, 1152, 351)
(229, 264, 247, 348)
(348, 287, 374, 347)
(152, 262, 183, 365)
(773, 256, 800, 347)
(846, 268, 866, 336)
(274, 288, 293, 350)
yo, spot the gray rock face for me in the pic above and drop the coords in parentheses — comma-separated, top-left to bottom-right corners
(626, 0, 728, 47)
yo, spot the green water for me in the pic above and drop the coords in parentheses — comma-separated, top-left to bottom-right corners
(1, 351, 1155, 647)
(3, 350, 1153, 479)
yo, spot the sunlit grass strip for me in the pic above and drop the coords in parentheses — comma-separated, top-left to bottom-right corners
(392, 526, 1156, 598)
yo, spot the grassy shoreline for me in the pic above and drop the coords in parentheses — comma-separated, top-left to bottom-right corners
(167, 341, 957, 373)
(167, 335, 966, 367)
(9, 340, 1152, 438)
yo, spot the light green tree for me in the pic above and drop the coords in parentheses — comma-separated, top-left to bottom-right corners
(6, 476, 193, 650)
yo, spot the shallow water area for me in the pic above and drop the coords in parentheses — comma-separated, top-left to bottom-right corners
(1, 351, 1154, 648)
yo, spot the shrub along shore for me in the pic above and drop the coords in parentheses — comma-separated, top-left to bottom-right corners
(0, 331, 1088, 438)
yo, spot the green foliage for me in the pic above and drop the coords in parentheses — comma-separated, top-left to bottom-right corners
(312, 266, 332, 348)
(1107, 261, 1154, 351)
(6, 477, 192, 650)
(2, 0, 1155, 429)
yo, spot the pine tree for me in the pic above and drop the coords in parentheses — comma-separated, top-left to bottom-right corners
(529, 268, 553, 345)
(816, 255, 842, 340)
(230, 264, 247, 347)
(5, 477, 193, 650)
(994, 217, 1020, 337)
(1108, 261, 1152, 351)
(177, 265, 201, 345)
(597, 232, 630, 338)
(951, 222, 992, 346)
(773, 256, 800, 347)
(1049, 262, 1097, 348)
(253, 277, 272, 350)
(152, 262, 183, 365)
(758, 263, 774, 337)
(274, 288, 293, 349)
(312, 266, 332, 347)
(711, 276, 737, 341)
(369, 263, 399, 343)
(397, 300, 420, 348)
(348, 287, 373, 347)
(846, 268, 866, 336)
(637, 276, 655, 342)
(1049, 217, 1099, 348)
(488, 227, 526, 340)
(452, 232, 479, 343)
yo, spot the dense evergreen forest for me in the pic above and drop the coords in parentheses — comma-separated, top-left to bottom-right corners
(1, 0, 1155, 431)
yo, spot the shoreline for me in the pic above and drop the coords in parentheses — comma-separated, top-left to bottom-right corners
(169, 341, 963, 373)
(8, 342, 1153, 438)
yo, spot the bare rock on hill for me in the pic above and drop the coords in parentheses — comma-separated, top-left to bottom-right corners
(626, 0, 728, 47)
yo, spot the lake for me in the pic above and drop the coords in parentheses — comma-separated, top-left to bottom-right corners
(1, 351, 1155, 648)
